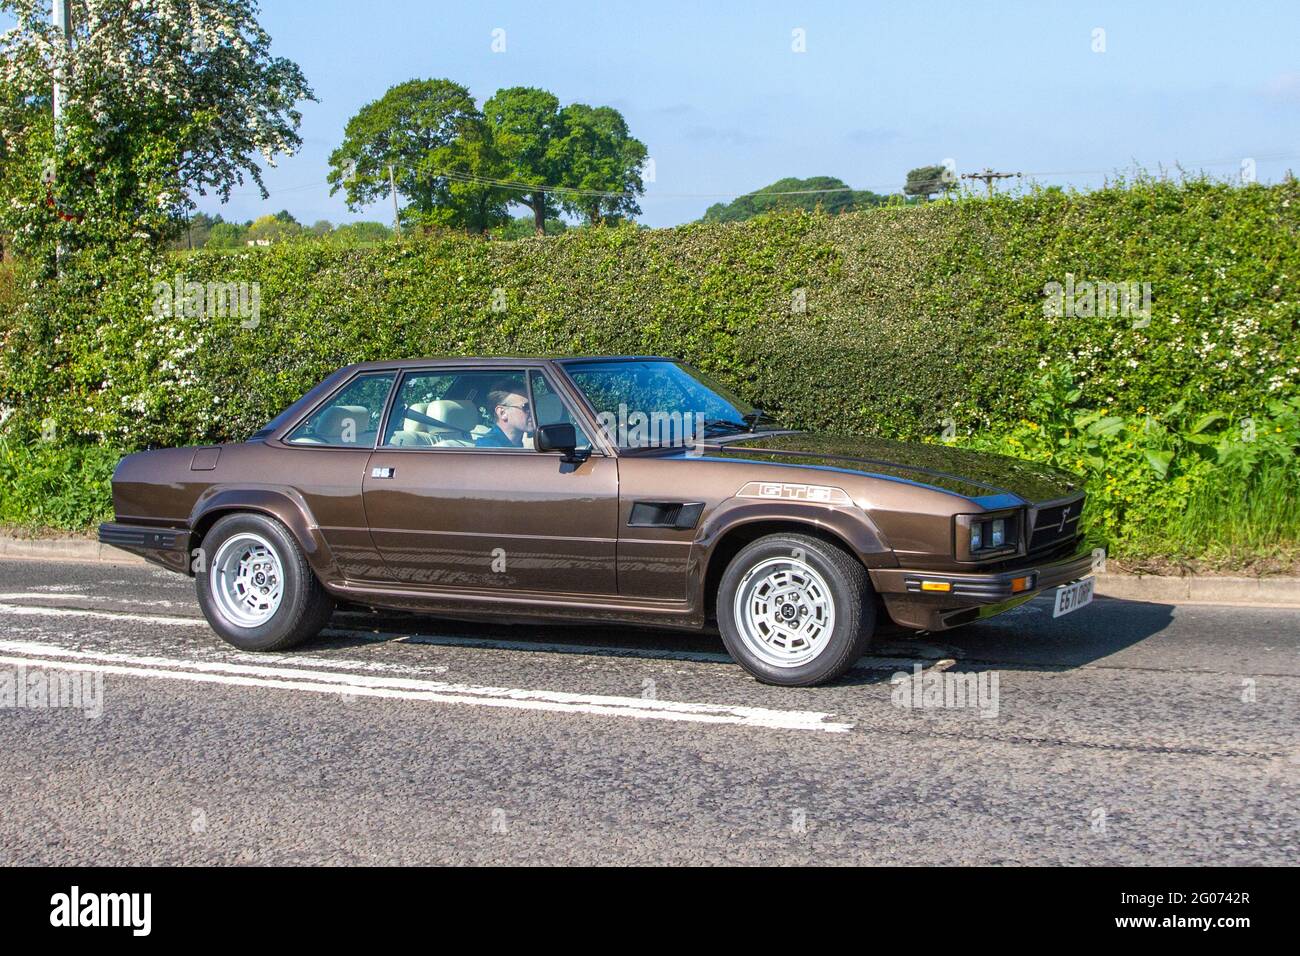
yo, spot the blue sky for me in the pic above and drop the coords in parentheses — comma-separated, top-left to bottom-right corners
(29, 0, 1300, 227)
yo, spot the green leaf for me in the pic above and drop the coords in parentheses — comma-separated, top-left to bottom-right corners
(1143, 449, 1173, 478)
(1074, 411, 1103, 430)
(1087, 416, 1126, 437)
(1189, 411, 1227, 435)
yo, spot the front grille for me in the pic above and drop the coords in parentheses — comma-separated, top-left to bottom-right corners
(1028, 498, 1084, 553)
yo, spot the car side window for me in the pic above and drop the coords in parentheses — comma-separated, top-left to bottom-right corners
(530, 372, 592, 450)
(285, 373, 394, 447)
(383, 370, 512, 448)
(379, 368, 592, 451)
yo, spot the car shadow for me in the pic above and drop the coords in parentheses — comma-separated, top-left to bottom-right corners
(831, 593, 1179, 686)
(311, 592, 1178, 686)
(316, 604, 731, 663)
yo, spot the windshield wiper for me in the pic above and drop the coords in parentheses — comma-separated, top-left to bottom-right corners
(701, 418, 750, 435)
(703, 410, 778, 436)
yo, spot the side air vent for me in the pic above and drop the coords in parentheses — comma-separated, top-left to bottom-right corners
(99, 526, 178, 550)
(628, 501, 705, 530)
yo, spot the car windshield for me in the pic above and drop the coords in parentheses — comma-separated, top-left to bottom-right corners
(563, 360, 760, 447)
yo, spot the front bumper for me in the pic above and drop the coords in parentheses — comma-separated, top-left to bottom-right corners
(98, 522, 192, 573)
(870, 545, 1095, 631)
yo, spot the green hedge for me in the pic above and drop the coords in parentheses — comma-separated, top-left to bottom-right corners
(1, 178, 1297, 561)
(0, 438, 118, 529)
(4, 177, 1297, 449)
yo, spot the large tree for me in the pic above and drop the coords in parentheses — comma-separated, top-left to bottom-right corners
(481, 87, 566, 236)
(327, 78, 509, 234)
(0, 0, 314, 260)
(205, 220, 247, 249)
(246, 212, 299, 243)
(701, 176, 885, 223)
(550, 103, 647, 225)
(904, 165, 955, 200)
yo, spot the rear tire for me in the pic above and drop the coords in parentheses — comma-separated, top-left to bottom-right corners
(717, 533, 875, 686)
(196, 512, 335, 652)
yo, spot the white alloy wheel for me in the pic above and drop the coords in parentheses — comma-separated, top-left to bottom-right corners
(209, 532, 285, 628)
(731, 555, 837, 668)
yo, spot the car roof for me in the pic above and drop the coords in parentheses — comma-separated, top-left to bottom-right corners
(343, 355, 677, 372)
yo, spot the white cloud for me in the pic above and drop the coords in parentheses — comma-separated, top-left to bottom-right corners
(1261, 71, 1300, 101)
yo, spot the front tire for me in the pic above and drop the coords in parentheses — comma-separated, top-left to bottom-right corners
(196, 513, 335, 652)
(717, 533, 875, 686)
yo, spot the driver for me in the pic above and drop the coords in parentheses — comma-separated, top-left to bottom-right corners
(475, 379, 534, 447)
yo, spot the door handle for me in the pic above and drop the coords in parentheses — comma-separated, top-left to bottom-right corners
(371, 466, 395, 479)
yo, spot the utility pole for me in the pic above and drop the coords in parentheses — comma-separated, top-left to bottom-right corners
(388, 164, 401, 238)
(961, 167, 1021, 198)
(51, 0, 71, 137)
(51, 0, 72, 275)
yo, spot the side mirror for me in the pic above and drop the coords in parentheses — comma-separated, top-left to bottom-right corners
(535, 423, 588, 462)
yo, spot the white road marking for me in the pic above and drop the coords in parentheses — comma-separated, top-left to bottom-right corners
(228, 651, 450, 676)
(0, 599, 919, 673)
(0, 639, 854, 733)
(0, 601, 204, 628)
(0, 592, 188, 608)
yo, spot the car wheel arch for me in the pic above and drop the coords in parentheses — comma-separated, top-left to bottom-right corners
(188, 490, 335, 581)
(695, 514, 887, 622)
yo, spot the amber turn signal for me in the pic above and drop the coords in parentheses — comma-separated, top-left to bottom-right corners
(1010, 576, 1033, 593)
(920, 581, 952, 592)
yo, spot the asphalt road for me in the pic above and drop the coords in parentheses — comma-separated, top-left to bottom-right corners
(0, 557, 1295, 865)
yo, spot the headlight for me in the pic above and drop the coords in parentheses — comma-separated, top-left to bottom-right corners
(956, 511, 1021, 559)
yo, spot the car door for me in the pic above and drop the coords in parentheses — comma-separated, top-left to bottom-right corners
(277, 369, 398, 582)
(361, 366, 619, 596)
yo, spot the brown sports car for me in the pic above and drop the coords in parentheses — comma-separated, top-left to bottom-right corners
(99, 356, 1095, 686)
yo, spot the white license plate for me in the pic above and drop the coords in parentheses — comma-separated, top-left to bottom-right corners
(1052, 577, 1094, 618)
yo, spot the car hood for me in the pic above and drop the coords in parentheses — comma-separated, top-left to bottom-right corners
(705, 432, 1084, 503)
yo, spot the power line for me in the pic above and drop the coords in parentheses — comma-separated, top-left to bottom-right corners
(961, 168, 1020, 197)
(220, 151, 1300, 203)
